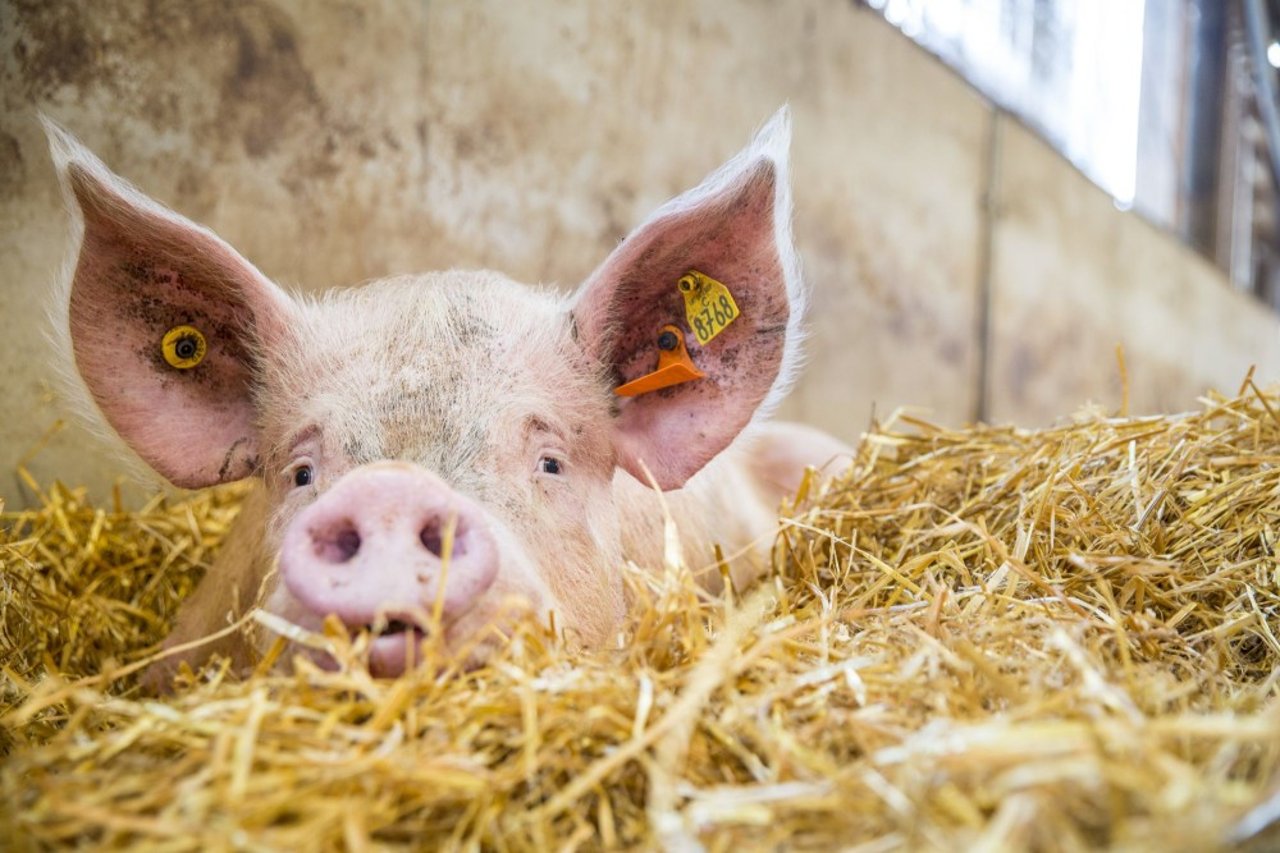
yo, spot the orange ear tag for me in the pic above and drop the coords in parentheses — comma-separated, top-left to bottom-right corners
(614, 325, 706, 397)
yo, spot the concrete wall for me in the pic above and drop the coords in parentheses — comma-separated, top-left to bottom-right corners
(988, 120, 1280, 419)
(0, 0, 1275, 510)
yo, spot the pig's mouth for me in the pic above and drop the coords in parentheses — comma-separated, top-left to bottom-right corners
(362, 619, 431, 677)
(375, 618, 422, 637)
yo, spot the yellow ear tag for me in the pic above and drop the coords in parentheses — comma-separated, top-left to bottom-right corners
(614, 325, 706, 397)
(678, 270, 740, 346)
(161, 325, 207, 370)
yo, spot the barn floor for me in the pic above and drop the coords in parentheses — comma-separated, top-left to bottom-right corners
(4, 383, 1280, 850)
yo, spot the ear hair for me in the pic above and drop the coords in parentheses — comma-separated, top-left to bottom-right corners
(40, 115, 165, 488)
(575, 106, 807, 426)
(39, 114, 296, 489)
(608, 107, 807, 424)
(568, 106, 808, 489)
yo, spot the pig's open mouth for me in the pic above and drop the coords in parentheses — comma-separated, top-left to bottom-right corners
(375, 619, 422, 637)
(363, 621, 430, 676)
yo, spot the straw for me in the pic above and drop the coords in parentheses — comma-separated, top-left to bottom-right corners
(4, 385, 1280, 849)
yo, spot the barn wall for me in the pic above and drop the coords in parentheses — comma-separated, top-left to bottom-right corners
(987, 120, 1280, 421)
(0, 0, 1273, 510)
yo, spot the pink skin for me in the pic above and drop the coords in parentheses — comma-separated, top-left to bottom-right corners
(43, 110, 851, 685)
(278, 464, 499, 676)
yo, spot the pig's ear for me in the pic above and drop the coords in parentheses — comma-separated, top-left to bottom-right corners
(570, 108, 804, 490)
(44, 118, 296, 489)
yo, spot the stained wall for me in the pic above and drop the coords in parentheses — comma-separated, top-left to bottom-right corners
(987, 121, 1280, 420)
(0, 0, 1273, 510)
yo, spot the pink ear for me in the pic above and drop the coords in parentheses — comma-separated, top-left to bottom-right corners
(45, 120, 295, 489)
(571, 108, 804, 490)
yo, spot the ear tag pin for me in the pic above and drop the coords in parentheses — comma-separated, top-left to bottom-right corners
(162, 325, 207, 370)
(614, 324, 705, 397)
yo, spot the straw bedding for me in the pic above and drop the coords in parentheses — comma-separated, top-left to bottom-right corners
(4, 383, 1280, 851)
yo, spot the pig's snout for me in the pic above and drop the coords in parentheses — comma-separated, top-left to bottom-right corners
(279, 464, 499, 662)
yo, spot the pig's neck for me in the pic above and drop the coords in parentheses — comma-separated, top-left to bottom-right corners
(612, 434, 782, 595)
(150, 484, 274, 684)
(614, 419, 852, 594)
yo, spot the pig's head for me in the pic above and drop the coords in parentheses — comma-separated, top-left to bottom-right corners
(44, 110, 803, 676)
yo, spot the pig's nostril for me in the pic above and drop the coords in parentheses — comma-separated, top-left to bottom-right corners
(419, 517, 467, 559)
(312, 522, 362, 563)
(420, 521, 443, 557)
(335, 528, 361, 560)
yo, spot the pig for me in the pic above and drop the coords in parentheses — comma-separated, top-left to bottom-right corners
(43, 108, 850, 683)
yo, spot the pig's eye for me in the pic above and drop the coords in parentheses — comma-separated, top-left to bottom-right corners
(539, 456, 562, 476)
(293, 465, 314, 488)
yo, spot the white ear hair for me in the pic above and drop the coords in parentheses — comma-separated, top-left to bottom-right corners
(747, 107, 806, 422)
(565, 107, 809, 489)
(39, 115, 167, 488)
(39, 115, 294, 490)
(597, 106, 806, 424)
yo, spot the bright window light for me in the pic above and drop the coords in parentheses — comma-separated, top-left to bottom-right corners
(873, 0, 1147, 208)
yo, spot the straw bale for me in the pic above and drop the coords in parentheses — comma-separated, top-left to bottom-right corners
(5, 383, 1280, 850)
